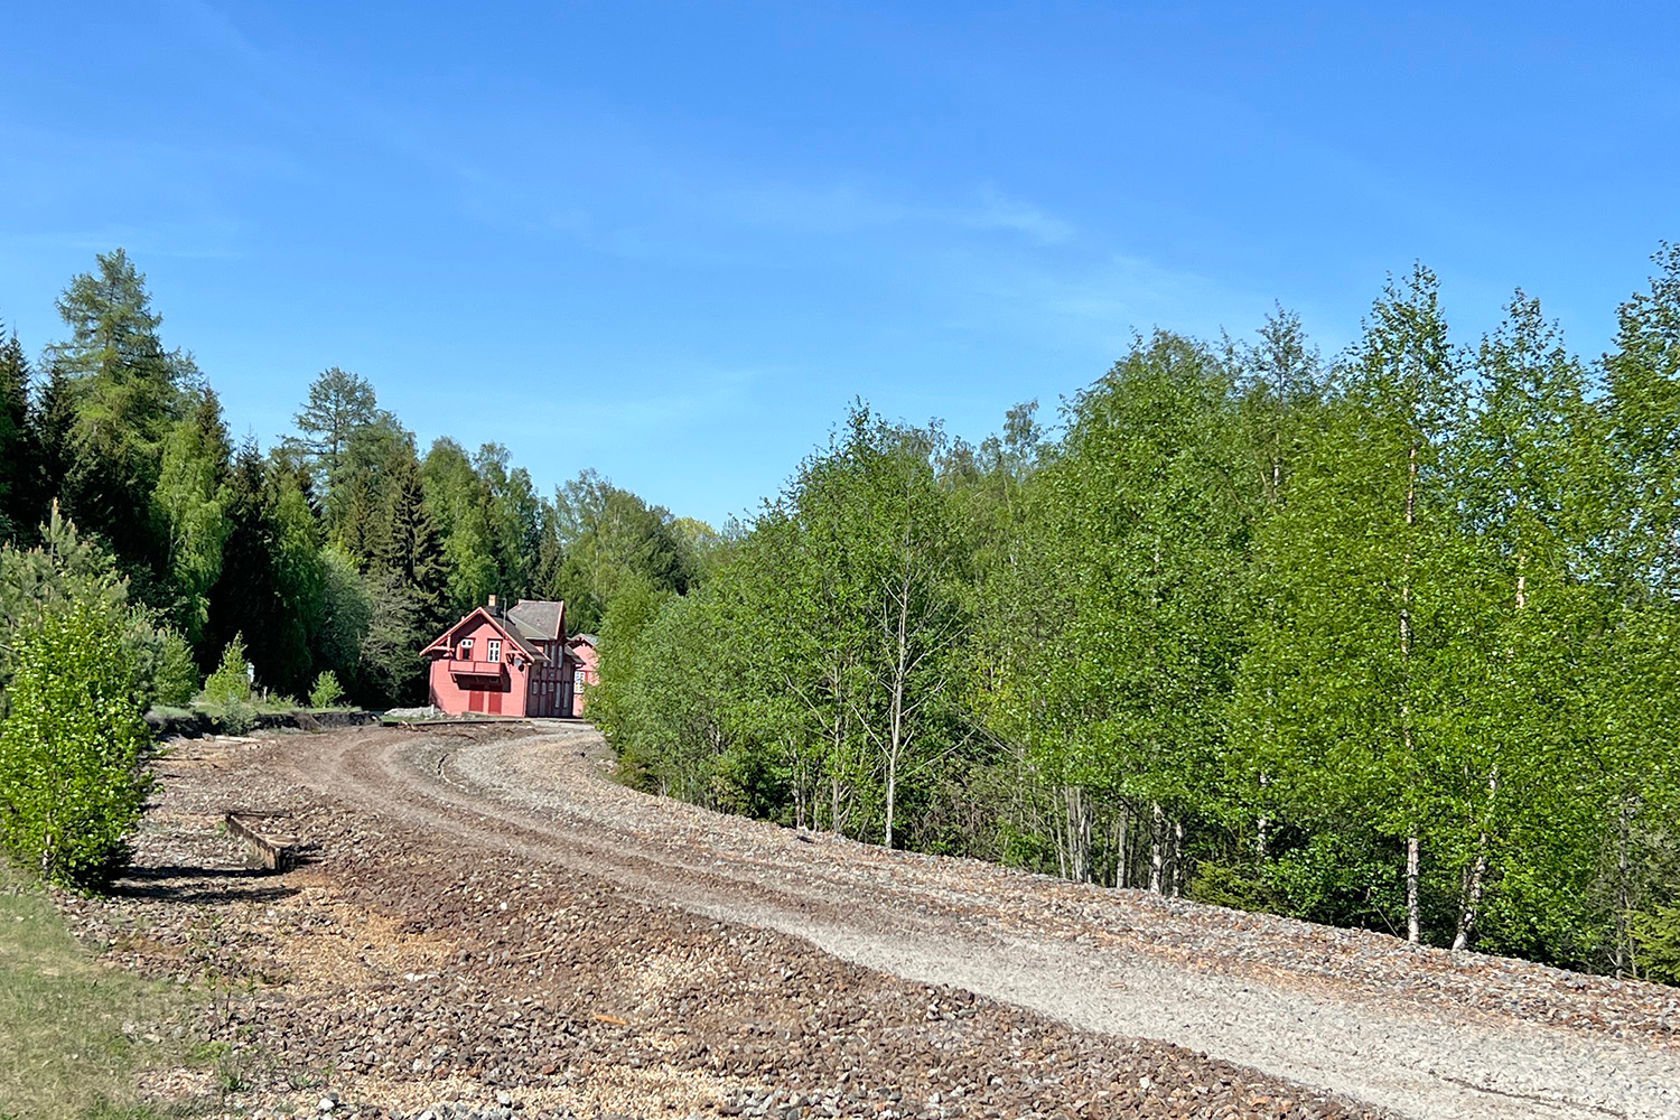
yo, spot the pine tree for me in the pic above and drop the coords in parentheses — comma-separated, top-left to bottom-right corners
(0, 325, 33, 540)
(45, 249, 191, 592)
(284, 366, 380, 498)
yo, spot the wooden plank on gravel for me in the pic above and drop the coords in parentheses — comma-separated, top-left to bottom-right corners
(225, 811, 298, 872)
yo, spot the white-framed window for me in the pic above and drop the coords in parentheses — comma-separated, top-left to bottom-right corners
(487, 638, 502, 663)
(459, 637, 474, 659)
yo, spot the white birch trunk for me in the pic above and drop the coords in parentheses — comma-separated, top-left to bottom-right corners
(1406, 835, 1421, 944)
(1149, 802, 1165, 894)
(1171, 817, 1185, 897)
(1616, 800, 1635, 977)
(1401, 441, 1421, 945)
(1452, 768, 1498, 951)
(1115, 802, 1131, 888)
(1060, 785, 1092, 882)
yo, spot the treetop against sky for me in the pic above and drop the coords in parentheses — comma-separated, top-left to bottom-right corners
(2, 2, 1677, 525)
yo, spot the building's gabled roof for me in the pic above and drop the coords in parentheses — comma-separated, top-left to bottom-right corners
(506, 599, 565, 643)
(422, 606, 548, 663)
(569, 632, 599, 647)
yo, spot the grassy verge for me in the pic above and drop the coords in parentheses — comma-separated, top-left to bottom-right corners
(0, 866, 209, 1119)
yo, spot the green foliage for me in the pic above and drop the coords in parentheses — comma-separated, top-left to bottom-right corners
(590, 251, 1680, 983)
(0, 598, 153, 887)
(139, 625, 199, 708)
(0, 504, 193, 712)
(16, 243, 1680, 985)
(594, 407, 970, 848)
(152, 390, 231, 644)
(200, 445, 322, 696)
(200, 634, 253, 706)
(1630, 905, 1680, 984)
(357, 569, 425, 706)
(1261, 834, 1408, 932)
(314, 547, 371, 686)
(198, 635, 256, 734)
(308, 670, 346, 709)
(45, 249, 193, 590)
(283, 365, 380, 500)
(546, 469, 698, 634)
(0, 327, 35, 540)
(1188, 860, 1275, 913)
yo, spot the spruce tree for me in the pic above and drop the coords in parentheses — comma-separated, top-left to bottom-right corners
(375, 453, 450, 636)
(0, 326, 33, 540)
(153, 389, 233, 645)
(201, 443, 311, 695)
(30, 364, 76, 529)
(45, 249, 191, 593)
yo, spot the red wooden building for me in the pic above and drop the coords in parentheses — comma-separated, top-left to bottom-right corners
(566, 632, 600, 713)
(422, 596, 590, 718)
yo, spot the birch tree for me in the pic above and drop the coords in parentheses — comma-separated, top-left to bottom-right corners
(1239, 268, 1462, 942)
(1446, 294, 1595, 951)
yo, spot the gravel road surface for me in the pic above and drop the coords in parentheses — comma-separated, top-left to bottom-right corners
(61, 722, 1680, 1119)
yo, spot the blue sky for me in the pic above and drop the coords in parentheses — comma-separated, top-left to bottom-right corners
(3, 3, 1677, 527)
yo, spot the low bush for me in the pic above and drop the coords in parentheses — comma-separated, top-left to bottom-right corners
(1631, 904, 1680, 983)
(199, 635, 253, 707)
(197, 635, 257, 733)
(0, 600, 152, 887)
(307, 670, 346, 709)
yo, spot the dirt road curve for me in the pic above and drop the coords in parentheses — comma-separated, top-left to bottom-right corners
(70, 722, 1680, 1119)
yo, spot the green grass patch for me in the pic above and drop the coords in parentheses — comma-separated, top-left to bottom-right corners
(0, 866, 210, 1119)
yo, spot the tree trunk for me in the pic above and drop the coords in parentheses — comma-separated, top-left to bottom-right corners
(1171, 817, 1186, 897)
(829, 773, 845, 836)
(1455, 555, 1525, 951)
(1453, 766, 1499, 951)
(789, 737, 809, 830)
(881, 538, 920, 851)
(883, 757, 896, 850)
(1401, 440, 1421, 945)
(1452, 845, 1490, 952)
(1062, 785, 1092, 882)
(1405, 835, 1421, 944)
(1149, 802, 1165, 894)
(1615, 799, 1636, 977)
(1115, 802, 1131, 888)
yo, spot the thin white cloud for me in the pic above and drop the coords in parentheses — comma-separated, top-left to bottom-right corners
(713, 179, 1075, 247)
(402, 366, 762, 455)
(955, 189, 1075, 246)
(0, 220, 247, 262)
(719, 181, 911, 236)
(935, 248, 1281, 357)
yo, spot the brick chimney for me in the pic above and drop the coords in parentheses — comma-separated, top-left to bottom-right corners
(488, 594, 498, 611)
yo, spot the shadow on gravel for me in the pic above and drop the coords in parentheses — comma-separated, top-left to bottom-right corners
(111, 864, 301, 906)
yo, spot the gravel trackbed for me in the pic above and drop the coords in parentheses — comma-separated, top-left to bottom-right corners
(61, 722, 1680, 1119)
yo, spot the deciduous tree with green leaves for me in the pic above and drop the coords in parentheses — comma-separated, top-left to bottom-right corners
(0, 597, 152, 887)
